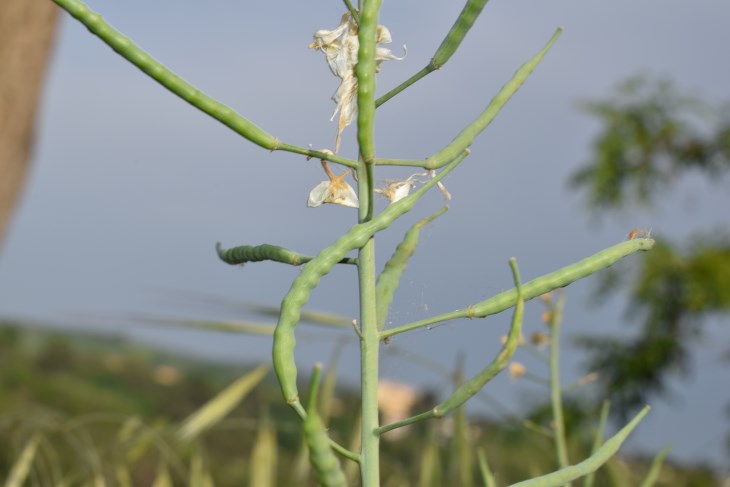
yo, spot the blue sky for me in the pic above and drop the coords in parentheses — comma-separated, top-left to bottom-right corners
(1, 0, 729, 470)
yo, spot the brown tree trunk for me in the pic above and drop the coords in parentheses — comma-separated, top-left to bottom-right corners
(0, 0, 59, 251)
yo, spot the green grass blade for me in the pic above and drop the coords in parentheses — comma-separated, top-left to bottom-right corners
(477, 447, 497, 487)
(508, 406, 650, 487)
(583, 401, 610, 487)
(419, 430, 443, 487)
(4, 434, 40, 487)
(639, 445, 671, 487)
(151, 464, 173, 487)
(249, 419, 278, 487)
(177, 364, 268, 441)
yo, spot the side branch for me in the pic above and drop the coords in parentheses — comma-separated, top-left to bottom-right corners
(50, 0, 358, 169)
(376, 0, 491, 108)
(381, 237, 655, 339)
(375, 27, 562, 169)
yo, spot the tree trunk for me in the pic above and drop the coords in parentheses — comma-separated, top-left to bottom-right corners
(0, 0, 59, 251)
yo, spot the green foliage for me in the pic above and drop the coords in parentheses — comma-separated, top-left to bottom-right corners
(570, 76, 730, 210)
(0, 324, 720, 485)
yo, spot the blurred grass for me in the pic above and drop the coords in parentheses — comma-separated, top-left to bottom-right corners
(0, 322, 720, 486)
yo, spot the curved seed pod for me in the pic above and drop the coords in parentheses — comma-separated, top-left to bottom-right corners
(381, 237, 655, 339)
(304, 364, 348, 487)
(274, 152, 467, 414)
(376, 206, 448, 330)
(216, 243, 357, 267)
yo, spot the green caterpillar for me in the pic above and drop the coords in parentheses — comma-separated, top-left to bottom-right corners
(274, 152, 468, 415)
(216, 243, 357, 267)
(381, 237, 655, 339)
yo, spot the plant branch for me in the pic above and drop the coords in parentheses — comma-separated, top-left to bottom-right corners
(375, 27, 562, 169)
(381, 238, 654, 339)
(50, 0, 359, 169)
(376, 0, 491, 108)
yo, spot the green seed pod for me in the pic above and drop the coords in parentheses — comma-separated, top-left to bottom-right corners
(382, 237, 655, 339)
(431, 0, 491, 69)
(376, 206, 448, 330)
(303, 410, 348, 487)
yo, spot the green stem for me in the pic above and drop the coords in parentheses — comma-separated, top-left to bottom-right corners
(342, 0, 360, 25)
(375, 27, 562, 169)
(639, 445, 671, 487)
(548, 293, 571, 485)
(358, 238, 380, 486)
(356, 0, 382, 165)
(583, 401, 610, 487)
(50, 0, 359, 169)
(356, 1, 383, 485)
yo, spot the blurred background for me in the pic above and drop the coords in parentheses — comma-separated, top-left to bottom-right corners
(1, 0, 728, 483)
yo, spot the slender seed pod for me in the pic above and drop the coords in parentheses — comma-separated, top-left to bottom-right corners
(216, 243, 357, 267)
(431, 0, 490, 69)
(356, 0, 383, 164)
(381, 237, 655, 339)
(303, 365, 348, 487)
(376, 28, 562, 169)
(377, 0, 490, 107)
(274, 152, 468, 413)
(375, 206, 448, 330)
(50, 0, 359, 170)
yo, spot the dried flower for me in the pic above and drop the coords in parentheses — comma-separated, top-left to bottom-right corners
(530, 331, 550, 348)
(307, 159, 359, 208)
(508, 361, 526, 380)
(374, 173, 427, 203)
(309, 13, 404, 152)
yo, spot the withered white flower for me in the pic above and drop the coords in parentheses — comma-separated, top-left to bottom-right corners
(307, 159, 359, 208)
(374, 173, 427, 204)
(309, 13, 404, 153)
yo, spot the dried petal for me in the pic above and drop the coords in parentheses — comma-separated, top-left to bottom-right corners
(307, 160, 359, 208)
(310, 13, 403, 152)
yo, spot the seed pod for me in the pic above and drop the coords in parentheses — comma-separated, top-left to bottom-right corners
(382, 237, 655, 339)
